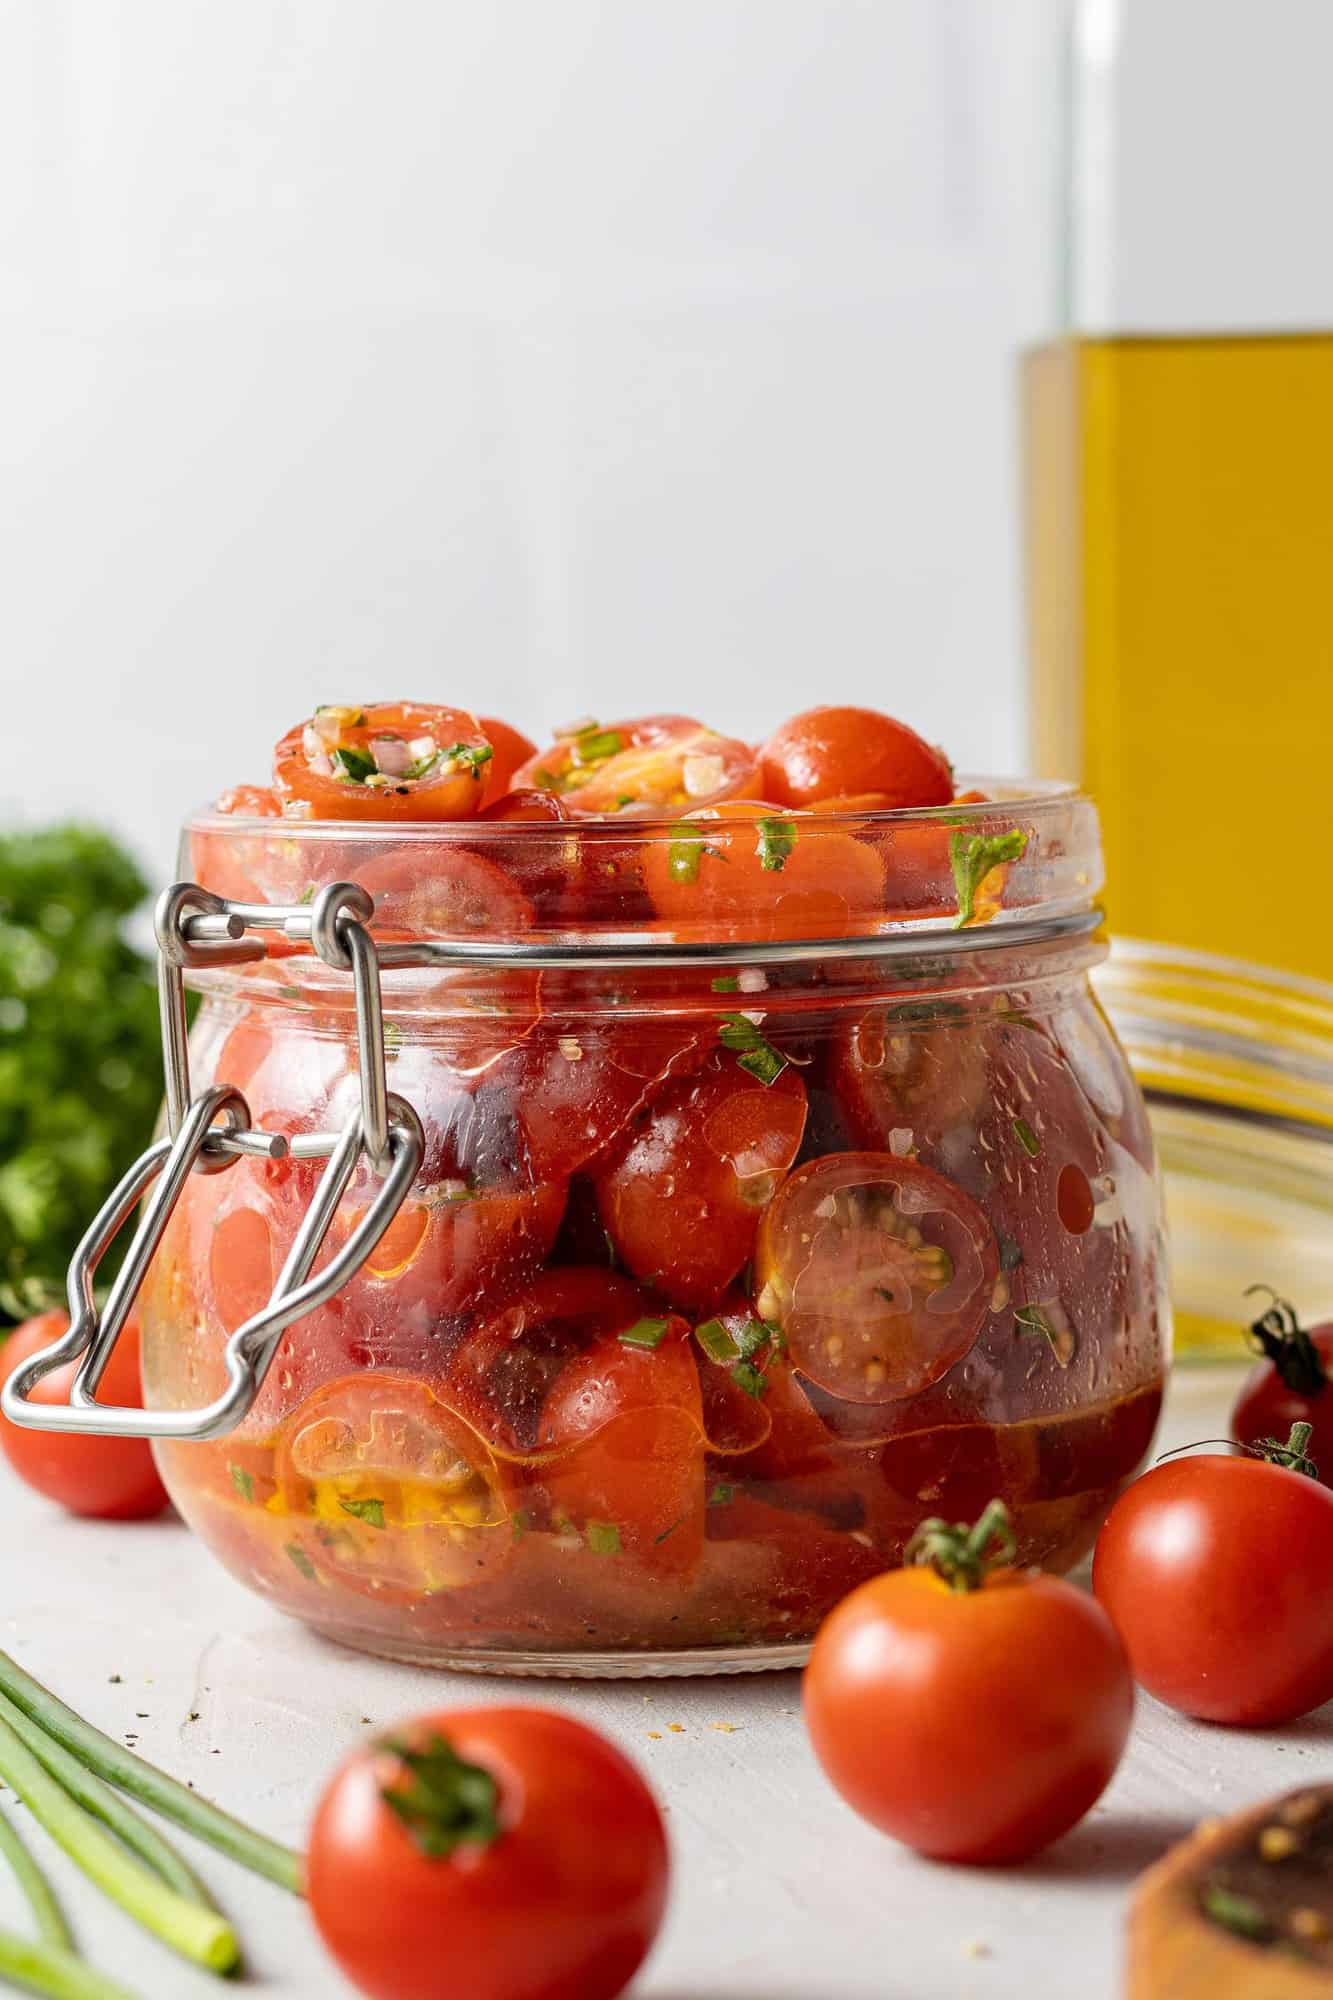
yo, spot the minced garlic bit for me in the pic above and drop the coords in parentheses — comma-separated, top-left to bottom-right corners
(557, 1037, 584, 1062)
(737, 968, 768, 994)
(888, 1127, 914, 1157)
(682, 752, 726, 798)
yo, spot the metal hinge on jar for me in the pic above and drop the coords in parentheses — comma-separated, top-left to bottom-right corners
(0, 882, 423, 1443)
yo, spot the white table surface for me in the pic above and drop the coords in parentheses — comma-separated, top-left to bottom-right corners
(1, 1364, 1325, 2000)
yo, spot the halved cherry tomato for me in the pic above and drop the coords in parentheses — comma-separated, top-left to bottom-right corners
(476, 716, 539, 807)
(308, 1707, 669, 2000)
(806, 1503, 1132, 1862)
(754, 1152, 998, 1404)
(1093, 1440, 1333, 1725)
(337, 1178, 569, 1324)
(594, 1051, 807, 1309)
(352, 842, 537, 939)
(758, 705, 953, 810)
(274, 702, 492, 821)
(512, 715, 758, 816)
(642, 799, 885, 942)
(483, 1019, 709, 1181)
(0, 1312, 169, 1520)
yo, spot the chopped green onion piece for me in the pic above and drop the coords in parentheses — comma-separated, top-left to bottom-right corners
(1199, 1883, 1272, 1942)
(711, 975, 740, 993)
(329, 745, 377, 785)
(570, 730, 623, 767)
(585, 1522, 622, 1556)
(228, 1464, 254, 1504)
(695, 1318, 741, 1364)
(668, 825, 705, 884)
(442, 742, 493, 780)
(708, 1483, 735, 1507)
(1012, 1116, 1041, 1157)
(735, 1319, 778, 1359)
(619, 1317, 670, 1350)
(949, 827, 1028, 928)
(285, 1542, 317, 1581)
(755, 818, 797, 872)
(718, 1013, 789, 1086)
(732, 1361, 768, 1400)
(338, 1496, 386, 1530)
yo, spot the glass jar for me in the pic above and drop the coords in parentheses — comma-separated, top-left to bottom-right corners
(1095, 940, 1333, 1364)
(137, 783, 1168, 1673)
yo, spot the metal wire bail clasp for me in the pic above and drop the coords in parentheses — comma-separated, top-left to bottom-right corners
(0, 881, 423, 1443)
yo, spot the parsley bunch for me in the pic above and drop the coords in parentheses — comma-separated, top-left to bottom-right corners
(0, 827, 162, 1323)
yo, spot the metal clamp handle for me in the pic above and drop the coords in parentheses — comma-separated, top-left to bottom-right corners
(1, 882, 423, 1444)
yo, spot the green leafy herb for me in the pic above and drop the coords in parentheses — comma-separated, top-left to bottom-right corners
(1014, 1303, 1076, 1367)
(735, 1318, 779, 1359)
(711, 975, 740, 993)
(1012, 1116, 1041, 1158)
(718, 1013, 789, 1086)
(619, 1317, 670, 1350)
(755, 818, 796, 872)
(949, 827, 1028, 928)
(732, 1361, 769, 1400)
(695, 1318, 741, 1364)
(330, 744, 377, 784)
(585, 1522, 622, 1556)
(570, 730, 623, 767)
(228, 1465, 255, 1505)
(380, 1733, 500, 1858)
(1199, 1883, 1273, 1943)
(284, 1543, 317, 1581)
(338, 1496, 386, 1530)
(654, 1514, 691, 1546)
(441, 742, 493, 781)
(668, 825, 705, 884)
(708, 1483, 736, 1507)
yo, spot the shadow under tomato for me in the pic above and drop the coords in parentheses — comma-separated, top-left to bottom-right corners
(1005, 1810, 1199, 1885)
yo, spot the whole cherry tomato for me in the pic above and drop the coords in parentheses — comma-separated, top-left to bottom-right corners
(804, 1501, 1133, 1863)
(0, 1312, 169, 1520)
(476, 715, 538, 807)
(1231, 1289, 1333, 1481)
(308, 1706, 669, 2000)
(274, 702, 492, 821)
(642, 799, 885, 942)
(1093, 1427, 1333, 1725)
(758, 705, 953, 811)
(512, 715, 757, 816)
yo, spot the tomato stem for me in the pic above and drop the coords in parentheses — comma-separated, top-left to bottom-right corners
(905, 1498, 1016, 1592)
(1245, 1285, 1328, 1397)
(1248, 1421, 1319, 1480)
(379, 1733, 502, 1858)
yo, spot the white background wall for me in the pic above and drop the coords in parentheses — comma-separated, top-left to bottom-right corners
(0, 1, 1066, 879)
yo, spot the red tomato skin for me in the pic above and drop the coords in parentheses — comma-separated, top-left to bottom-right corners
(1232, 1324, 1333, 1484)
(273, 703, 490, 822)
(308, 1707, 669, 2000)
(476, 717, 539, 807)
(758, 706, 953, 811)
(804, 1567, 1132, 1863)
(1092, 1455, 1333, 1726)
(0, 1313, 169, 1521)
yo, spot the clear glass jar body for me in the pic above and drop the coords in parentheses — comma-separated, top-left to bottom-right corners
(140, 792, 1169, 1672)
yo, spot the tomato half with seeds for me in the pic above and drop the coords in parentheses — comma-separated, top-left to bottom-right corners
(594, 1051, 808, 1309)
(754, 1152, 998, 1404)
(512, 715, 758, 816)
(758, 705, 953, 811)
(643, 799, 886, 942)
(274, 702, 492, 821)
(483, 1019, 709, 1181)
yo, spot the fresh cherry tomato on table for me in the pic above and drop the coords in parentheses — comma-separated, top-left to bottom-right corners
(1231, 1289, 1333, 1480)
(274, 702, 492, 821)
(512, 714, 757, 815)
(1093, 1426, 1333, 1725)
(757, 705, 953, 811)
(642, 798, 885, 942)
(593, 1050, 807, 1309)
(804, 1500, 1133, 1863)
(308, 1705, 669, 2000)
(0, 1312, 169, 1520)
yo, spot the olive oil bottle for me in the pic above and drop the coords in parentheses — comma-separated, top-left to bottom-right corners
(1024, 2, 1333, 984)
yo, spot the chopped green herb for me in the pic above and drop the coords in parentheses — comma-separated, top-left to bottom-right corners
(695, 1318, 741, 1364)
(711, 975, 740, 993)
(949, 827, 1028, 928)
(338, 1496, 386, 1530)
(1014, 1303, 1076, 1367)
(614, 795, 635, 809)
(284, 1543, 317, 1581)
(653, 1514, 691, 1546)
(585, 1522, 622, 1556)
(442, 743, 493, 780)
(735, 1318, 779, 1360)
(708, 1483, 736, 1508)
(229, 1465, 255, 1504)
(755, 818, 796, 872)
(570, 730, 623, 767)
(1199, 1883, 1273, 1943)
(330, 744, 377, 785)
(620, 1316, 670, 1350)
(668, 825, 705, 884)
(1012, 1116, 1041, 1158)
(718, 1013, 789, 1086)
(733, 1361, 769, 1400)
(298, 883, 317, 904)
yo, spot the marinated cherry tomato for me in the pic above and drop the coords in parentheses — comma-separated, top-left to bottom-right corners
(594, 1051, 808, 1309)
(758, 705, 953, 811)
(476, 715, 539, 807)
(511, 715, 758, 816)
(642, 799, 885, 942)
(1231, 1290, 1333, 1480)
(308, 1706, 669, 2000)
(216, 784, 282, 817)
(338, 1178, 569, 1324)
(0, 1312, 169, 1520)
(352, 842, 536, 940)
(1093, 1428, 1333, 1726)
(832, 1003, 991, 1183)
(806, 1502, 1132, 1863)
(191, 783, 303, 920)
(484, 1020, 709, 1181)
(274, 702, 492, 822)
(755, 1152, 997, 1404)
